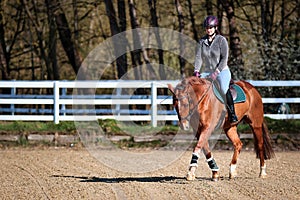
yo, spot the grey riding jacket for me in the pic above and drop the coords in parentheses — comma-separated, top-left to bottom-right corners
(194, 34, 229, 73)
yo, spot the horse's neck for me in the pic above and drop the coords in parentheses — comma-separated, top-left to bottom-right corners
(192, 82, 211, 100)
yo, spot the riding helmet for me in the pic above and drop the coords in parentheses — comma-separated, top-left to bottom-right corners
(203, 16, 219, 28)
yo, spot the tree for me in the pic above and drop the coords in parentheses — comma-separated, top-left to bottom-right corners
(220, 0, 244, 79)
(0, 0, 298, 82)
(104, 0, 128, 79)
(45, 0, 59, 80)
(148, 0, 166, 79)
(187, 0, 199, 42)
(128, 0, 156, 79)
(52, 0, 82, 76)
(0, 1, 24, 80)
(117, 0, 128, 79)
(174, 0, 186, 78)
(236, 0, 298, 80)
(0, 4, 9, 80)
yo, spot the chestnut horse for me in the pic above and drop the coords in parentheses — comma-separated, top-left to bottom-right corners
(168, 76, 274, 181)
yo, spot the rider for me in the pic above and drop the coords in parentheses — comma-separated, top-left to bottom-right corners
(193, 15, 238, 124)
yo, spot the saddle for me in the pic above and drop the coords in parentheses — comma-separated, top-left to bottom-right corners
(213, 81, 246, 104)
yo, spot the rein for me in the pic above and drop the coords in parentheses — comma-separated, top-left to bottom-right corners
(178, 79, 214, 121)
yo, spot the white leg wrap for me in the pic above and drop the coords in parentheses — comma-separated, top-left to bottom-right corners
(189, 163, 198, 167)
(260, 164, 267, 177)
(229, 164, 237, 173)
(206, 156, 214, 162)
(229, 164, 238, 179)
(206, 156, 219, 171)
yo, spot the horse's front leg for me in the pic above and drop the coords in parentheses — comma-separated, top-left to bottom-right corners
(186, 141, 220, 181)
(186, 152, 199, 181)
(186, 128, 219, 181)
(203, 143, 220, 181)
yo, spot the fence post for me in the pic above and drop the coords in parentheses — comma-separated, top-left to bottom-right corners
(116, 87, 121, 116)
(151, 82, 157, 127)
(10, 80, 16, 115)
(54, 81, 60, 124)
(61, 86, 66, 116)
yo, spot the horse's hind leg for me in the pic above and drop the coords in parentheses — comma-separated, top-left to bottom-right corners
(252, 126, 267, 178)
(225, 126, 243, 179)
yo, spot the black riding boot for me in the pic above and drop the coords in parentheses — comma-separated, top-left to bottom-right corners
(226, 90, 238, 124)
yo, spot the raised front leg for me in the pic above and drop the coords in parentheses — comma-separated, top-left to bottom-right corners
(225, 126, 243, 179)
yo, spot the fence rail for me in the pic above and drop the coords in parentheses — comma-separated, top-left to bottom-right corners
(0, 80, 299, 127)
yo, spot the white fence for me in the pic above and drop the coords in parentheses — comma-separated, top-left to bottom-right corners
(0, 80, 299, 127)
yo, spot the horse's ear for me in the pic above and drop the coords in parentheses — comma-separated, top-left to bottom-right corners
(167, 84, 175, 95)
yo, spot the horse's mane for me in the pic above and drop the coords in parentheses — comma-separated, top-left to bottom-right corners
(176, 77, 209, 92)
(187, 76, 208, 86)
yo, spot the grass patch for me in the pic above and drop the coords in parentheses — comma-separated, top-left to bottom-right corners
(237, 118, 300, 134)
(264, 117, 300, 134)
(0, 121, 76, 134)
(115, 137, 168, 149)
(0, 118, 298, 136)
(98, 119, 179, 136)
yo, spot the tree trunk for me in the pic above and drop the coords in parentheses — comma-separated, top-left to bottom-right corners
(128, 0, 156, 79)
(260, 0, 275, 79)
(0, 5, 9, 80)
(148, 0, 165, 79)
(0, 2, 24, 80)
(51, 0, 82, 76)
(220, 0, 244, 79)
(206, 0, 213, 16)
(45, 0, 59, 80)
(23, 0, 49, 80)
(104, 0, 128, 79)
(174, 0, 186, 78)
(187, 0, 198, 42)
(117, 0, 128, 79)
(295, 0, 300, 46)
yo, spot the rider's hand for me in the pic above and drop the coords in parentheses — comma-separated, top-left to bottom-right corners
(193, 71, 200, 77)
(209, 70, 219, 80)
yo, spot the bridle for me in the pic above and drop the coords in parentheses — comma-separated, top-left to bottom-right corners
(175, 80, 213, 122)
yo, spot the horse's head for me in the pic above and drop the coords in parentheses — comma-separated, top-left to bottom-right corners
(168, 77, 202, 131)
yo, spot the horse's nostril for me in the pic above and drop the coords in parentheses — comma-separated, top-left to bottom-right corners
(181, 121, 190, 130)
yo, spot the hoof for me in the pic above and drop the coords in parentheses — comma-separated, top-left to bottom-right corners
(186, 172, 195, 181)
(212, 172, 219, 181)
(259, 173, 267, 178)
(229, 171, 237, 179)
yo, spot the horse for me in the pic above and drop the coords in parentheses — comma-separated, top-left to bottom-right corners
(168, 76, 275, 181)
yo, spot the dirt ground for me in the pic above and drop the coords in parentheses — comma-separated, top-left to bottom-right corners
(0, 147, 299, 200)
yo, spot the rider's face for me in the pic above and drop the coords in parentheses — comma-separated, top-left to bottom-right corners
(206, 26, 216, 36)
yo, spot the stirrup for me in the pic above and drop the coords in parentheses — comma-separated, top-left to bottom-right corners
(229, 115, 238, 125)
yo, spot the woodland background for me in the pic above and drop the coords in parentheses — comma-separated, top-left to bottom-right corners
(0, 0, 299, 82)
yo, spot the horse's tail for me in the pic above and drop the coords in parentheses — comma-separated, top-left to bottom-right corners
(255, 121, 275, 159)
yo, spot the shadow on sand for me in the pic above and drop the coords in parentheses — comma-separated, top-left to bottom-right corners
(51, 175, 213, 183)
